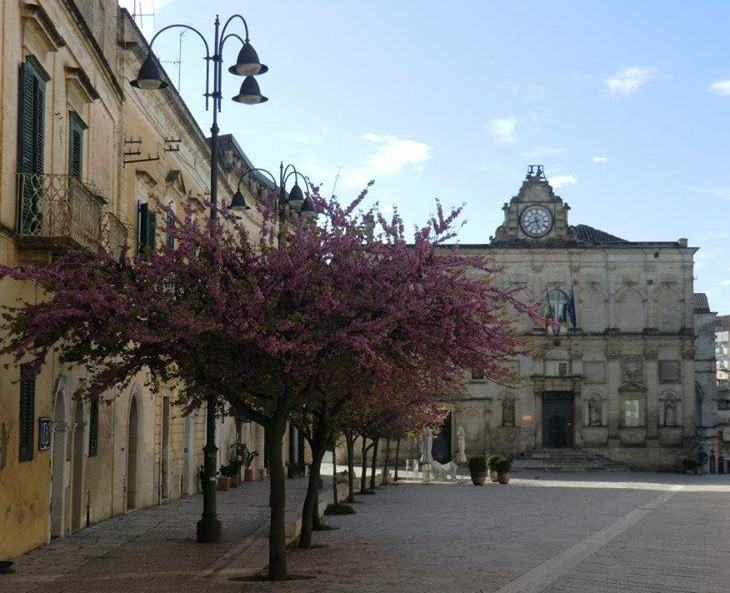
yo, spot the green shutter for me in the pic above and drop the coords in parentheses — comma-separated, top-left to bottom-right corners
(68, 113, 85, 179)
(147, 211, 157, 252)
(138, 202, 148, 253)
(18, 365, 36, 462)
(88, 396, 99, 457)
(18, 57, 48, 175)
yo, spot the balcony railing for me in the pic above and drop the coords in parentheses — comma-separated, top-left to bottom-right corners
(17, 173, 106, 252)
(101, 211, 128, 260)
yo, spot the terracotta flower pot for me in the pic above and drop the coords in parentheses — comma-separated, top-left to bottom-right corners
(244, 468, 254, 482)
(497, 471, 511, 485)
(216, 476, 230, 491)
(470, 471, 487, 486)
(489, 469, 499, 482)
(256, 469, 265, 481)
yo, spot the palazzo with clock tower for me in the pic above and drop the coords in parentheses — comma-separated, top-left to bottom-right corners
(421, 165, 720, 471)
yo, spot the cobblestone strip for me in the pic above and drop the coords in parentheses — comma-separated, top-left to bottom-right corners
(491, 485, 683, 593)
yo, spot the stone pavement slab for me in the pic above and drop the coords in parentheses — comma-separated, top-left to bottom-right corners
(233, 472, 730, 593)
(3, 471, 730, 593)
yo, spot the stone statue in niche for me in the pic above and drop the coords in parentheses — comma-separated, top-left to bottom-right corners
(664, 398, 678, 427)
(588, 399, 602, 427)
(502, 397, 515, 427)
(419, 427, 433, 464)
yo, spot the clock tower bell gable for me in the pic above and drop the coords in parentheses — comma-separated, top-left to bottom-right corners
(492, 165, 574, 244)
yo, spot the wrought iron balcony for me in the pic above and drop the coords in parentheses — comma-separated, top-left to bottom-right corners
(17, 173, 105, 252)
(102, 211, 128, 260)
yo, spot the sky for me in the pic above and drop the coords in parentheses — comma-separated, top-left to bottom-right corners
(120, 0, 730, 313)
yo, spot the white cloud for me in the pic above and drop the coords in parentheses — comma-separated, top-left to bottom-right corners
(523, 145, 567, 158)
(688, 186, 730, 200)
(342, 134, 432, 188)
(486, 117, 519, 144)
(710, 80, 730, 95)
(604, 66, 658, 96)
(592, 156, 608, 164)
(550, 175, 577, 189)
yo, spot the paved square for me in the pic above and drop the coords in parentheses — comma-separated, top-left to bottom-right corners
(3, 472, 730, 592)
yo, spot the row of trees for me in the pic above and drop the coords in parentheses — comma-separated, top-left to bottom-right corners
(0, 186, 531, 580)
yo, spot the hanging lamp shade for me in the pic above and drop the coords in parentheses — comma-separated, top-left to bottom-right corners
(300, 196, 316, 214)
(228, 41, 268, 76)
(230, 189, 251, 212)
(130, 54, 168, 90)
(287, 183, 304, 208)
(232, 76, 268, 104)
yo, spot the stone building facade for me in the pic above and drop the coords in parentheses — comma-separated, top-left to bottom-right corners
(0, 1, 293, 560)
(426, 167, 718, 470)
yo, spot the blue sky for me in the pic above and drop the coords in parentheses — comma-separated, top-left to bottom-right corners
(123, 0, 730, 313)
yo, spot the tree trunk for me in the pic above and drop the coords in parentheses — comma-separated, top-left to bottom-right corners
(394, 438, 401, 481)
(370, 436, 379, 490)
(382, 438, 391, 485)
(345, 432, 355, 502)
(266, 415, 288, 580)
(332, 437, 339, 506)
(360, 437, 368, 494)
(299, 420, 328, 548)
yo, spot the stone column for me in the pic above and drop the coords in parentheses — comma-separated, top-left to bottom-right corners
(533, 378, 544, 448)
(606, 344, 621, 446)
(573, 379, 583, 447)
(682, 343, 696, 445)
(645, 344, 659, 444)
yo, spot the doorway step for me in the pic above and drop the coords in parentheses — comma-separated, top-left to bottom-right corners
(511, 448, 628, 472)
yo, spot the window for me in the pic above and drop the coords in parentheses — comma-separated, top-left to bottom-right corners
(558, 362, 568, 377)
(137, 202, 156, 254)
(68, 112, 86, 179)
(18, 365, 36, 462)
(165, 210, 175, 248)
(88, 395, 99, 457)
(18, 57, 49, 176)
(470, 369, 485, 381)
(623, 399, 640, 428)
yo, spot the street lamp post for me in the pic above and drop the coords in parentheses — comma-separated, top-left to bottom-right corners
(131, 13, 268, 544)
(231, 163, 315, 223)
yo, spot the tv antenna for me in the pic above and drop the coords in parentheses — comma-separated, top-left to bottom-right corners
(330, 166, 342, 198)
(161, 30, 186, 89)
(131, 0, 156, 32)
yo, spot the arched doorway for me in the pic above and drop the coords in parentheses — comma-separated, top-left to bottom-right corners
(182, 412, 196, 495)
(161, 395, 170, 500)
(127, 397, 139, 510)
(50, 388, 67, 538)
(70, 399, 85, 532)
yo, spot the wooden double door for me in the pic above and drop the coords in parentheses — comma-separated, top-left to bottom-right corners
(542, 392, 574, 448)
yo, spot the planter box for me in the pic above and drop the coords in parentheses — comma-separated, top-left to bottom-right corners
(243, 468, 254, 482)
(216, 476, 230, 491)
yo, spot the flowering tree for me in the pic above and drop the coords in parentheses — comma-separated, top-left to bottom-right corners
(0, 186, 533, 579)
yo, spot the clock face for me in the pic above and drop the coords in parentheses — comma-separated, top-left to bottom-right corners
(520, 206, 552, 237)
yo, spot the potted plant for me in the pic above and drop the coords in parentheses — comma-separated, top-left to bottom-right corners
(216, 467, 231, 491)
(486, 454, 501, 483)
(468, 455, 487, 485)
(496, 457, 512, 484)
(243, 449, 258, 481)
(682, 457, 700, 475)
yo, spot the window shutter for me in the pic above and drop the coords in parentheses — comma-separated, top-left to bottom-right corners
(88, 396, 99, 457)
(68, 113, 84, 179)
(138, 202, 149, 253)
(33, 81, 45, 174)
(18, 365, 36, 462)
(147, 211, 157, 252)
(18, 60, 47, 175)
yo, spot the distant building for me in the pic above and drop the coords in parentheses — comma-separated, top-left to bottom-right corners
(715, 316, 729, 387)
(420, 166, 718, 471)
